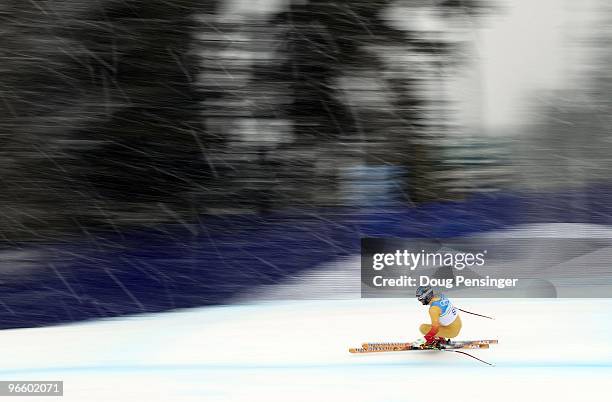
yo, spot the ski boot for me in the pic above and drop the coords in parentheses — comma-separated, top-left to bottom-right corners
(422, 337, 450, 350)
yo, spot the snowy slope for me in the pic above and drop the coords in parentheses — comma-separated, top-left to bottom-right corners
(1, 222, 611, 401)
(0, 298, 610, 402)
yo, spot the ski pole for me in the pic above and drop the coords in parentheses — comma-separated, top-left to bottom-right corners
(458, 308, 494, 320)
(444, 350, 495, 366)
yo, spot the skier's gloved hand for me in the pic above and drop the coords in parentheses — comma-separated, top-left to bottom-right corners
(424, 334, 436, 345)
(424, 326, 439, 344)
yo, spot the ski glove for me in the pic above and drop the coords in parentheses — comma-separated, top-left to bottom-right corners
(424, 328, 438, 344)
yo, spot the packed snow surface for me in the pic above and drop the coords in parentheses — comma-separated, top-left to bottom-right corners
(0, 298, 609, 402)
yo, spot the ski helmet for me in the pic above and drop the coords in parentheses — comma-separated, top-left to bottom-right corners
(416, 285, 433, 305)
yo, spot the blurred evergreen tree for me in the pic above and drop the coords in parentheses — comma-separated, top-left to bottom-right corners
(69, 0, 215, 205)
(260, 0, 404, 146)
(257, 0, 486, 204)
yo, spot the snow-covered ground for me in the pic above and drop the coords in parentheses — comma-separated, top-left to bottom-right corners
(1, 222, 611, 401)
(0, 298, 609, 402)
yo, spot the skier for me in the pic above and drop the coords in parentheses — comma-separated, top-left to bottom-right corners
(415, 285, 462, 346)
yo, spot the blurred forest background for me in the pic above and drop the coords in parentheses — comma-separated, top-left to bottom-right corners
(1, 0, 611, 242)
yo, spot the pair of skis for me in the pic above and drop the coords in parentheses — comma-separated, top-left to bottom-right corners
(349, 339, 498, 366)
